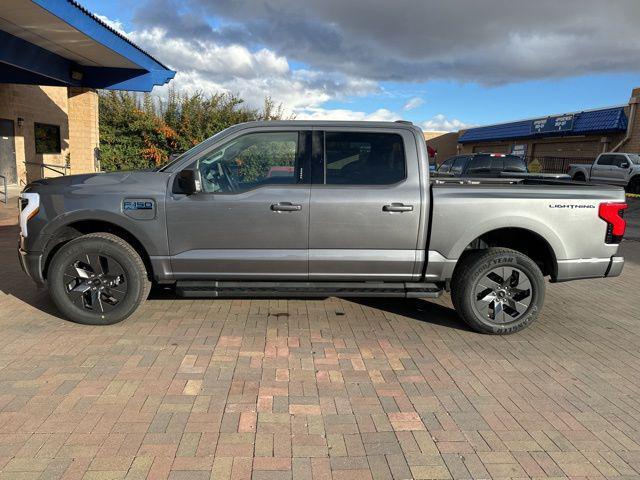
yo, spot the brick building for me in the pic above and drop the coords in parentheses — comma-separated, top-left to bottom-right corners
(0, 0, 175, 187)
(426, 86, 640, 171)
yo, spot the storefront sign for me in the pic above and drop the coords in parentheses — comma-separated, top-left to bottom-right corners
(512, 144, 527, 157)
(530, 114, 574, 134)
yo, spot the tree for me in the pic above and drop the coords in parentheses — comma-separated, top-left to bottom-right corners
(98, 88, 285, 171)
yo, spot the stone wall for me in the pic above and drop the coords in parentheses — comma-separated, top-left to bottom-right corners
(68, 88, 99, 175)
(0, 84, 99, 185)
(624, 87, 640, 153)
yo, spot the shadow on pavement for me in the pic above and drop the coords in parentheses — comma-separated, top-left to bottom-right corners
(349, 297, 472, 332)
(0, 225, 68, 321)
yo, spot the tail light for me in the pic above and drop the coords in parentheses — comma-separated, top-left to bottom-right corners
(598, 202, 627, 244)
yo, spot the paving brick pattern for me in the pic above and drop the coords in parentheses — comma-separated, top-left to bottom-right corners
(1, 202, 639, 479)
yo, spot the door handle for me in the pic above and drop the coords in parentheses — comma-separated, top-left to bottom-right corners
(383, 203, 413, 212)
(271, 202, 302, 212)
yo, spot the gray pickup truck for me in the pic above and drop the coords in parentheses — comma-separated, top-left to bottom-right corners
(18, 121, 627, 334)
(568, 152, 640, 193)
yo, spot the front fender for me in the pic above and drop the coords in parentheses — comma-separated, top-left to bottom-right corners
(35, 209, 162, 256)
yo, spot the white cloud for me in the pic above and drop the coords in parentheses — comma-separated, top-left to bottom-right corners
(95, 14, 127, 35)
(403, 97, 424, 111)
(421, 114, 474, 132)
(176, 0, 640, 85)
(101, 22, 379, 115)
(98, 15, 476, 129)
(294, 107, 400, 121)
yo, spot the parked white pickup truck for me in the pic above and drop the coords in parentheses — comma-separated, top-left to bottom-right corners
(568, 152, 640, 193)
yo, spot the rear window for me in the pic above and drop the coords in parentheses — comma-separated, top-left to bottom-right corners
(324, 132, 406, 185)
(466, 156, 493, 174)
(503, 156, 527, 172)
(466, 154, 526, 174)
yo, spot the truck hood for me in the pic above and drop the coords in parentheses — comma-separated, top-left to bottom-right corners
(27, 171, 133, 189)
(22, 170, 172, 197)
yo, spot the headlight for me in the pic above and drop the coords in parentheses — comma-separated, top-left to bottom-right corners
(19, 192, 40, 238)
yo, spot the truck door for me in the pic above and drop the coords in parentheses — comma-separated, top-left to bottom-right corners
(308, 129, 422, 280)
(590, 154, 614, 183)
(609, 154, 632, 185)
(165, 129, 311, 279)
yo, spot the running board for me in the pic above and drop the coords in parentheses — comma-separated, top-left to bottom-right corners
(175, 281, 443, 299)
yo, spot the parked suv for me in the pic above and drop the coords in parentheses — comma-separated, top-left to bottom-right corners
(568, 152, 640, 193)
(435, 153, 569, 179)
(18, 121, 626, 334)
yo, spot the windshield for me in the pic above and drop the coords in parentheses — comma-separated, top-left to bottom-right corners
(156, 127, 236, 172)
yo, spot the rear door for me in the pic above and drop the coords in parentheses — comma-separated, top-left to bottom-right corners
(308, 129, 423, 280)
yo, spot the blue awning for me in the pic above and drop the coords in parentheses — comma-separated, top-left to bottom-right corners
(459, 106, 628, 144)
(0, 0, 175, 92)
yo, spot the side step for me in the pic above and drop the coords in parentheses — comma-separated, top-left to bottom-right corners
(176, 281, 443, 299)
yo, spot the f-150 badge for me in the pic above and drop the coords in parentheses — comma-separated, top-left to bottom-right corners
(122, 199, 155, 219)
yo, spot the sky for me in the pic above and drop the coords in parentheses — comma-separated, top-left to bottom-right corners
(81, 0, 640, 131)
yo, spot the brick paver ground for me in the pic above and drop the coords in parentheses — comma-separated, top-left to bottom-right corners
(1, 199, 639, 480)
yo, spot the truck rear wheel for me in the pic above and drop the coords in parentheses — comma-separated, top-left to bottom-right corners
(48, 233, 150, 325)
(627, 177, 640, 194)
(451, 248, 545, 334)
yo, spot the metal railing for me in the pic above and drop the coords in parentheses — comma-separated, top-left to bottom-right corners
(0, 175, 6, 204)
(528, 156, 594, 174)
(24, 160, 70, 178)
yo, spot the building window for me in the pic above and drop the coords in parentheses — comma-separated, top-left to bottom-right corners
(34, 123, 61, 154)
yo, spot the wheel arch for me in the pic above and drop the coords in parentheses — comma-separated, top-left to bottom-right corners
(447, 220, 563, 280)
(457, 227, 558, 279)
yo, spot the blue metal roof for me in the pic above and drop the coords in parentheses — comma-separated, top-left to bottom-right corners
(0, 0, 175, 92)
(459, 107, 628, 143)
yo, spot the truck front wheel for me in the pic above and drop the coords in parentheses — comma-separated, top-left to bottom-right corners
(48, 233, 151, 325)
(451, 248, 545, 334)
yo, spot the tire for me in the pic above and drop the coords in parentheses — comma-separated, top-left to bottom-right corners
(48, 233, 151, 325)
(450, 248, 545, 334)
(627, 177, 640, 194)
(572, 173, 586, 182)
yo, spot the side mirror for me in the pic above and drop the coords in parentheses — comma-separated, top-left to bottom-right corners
(173, 169, 201, 195)
(620, 162, 630, 169)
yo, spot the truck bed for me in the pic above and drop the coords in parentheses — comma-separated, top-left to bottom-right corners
(427, 177, 625, 282)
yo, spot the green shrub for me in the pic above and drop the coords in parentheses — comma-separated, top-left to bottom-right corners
(98, 89, 284, 172)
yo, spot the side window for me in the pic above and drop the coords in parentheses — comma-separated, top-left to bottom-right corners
(438, 157, 455, 173)
(612, 155, 628, 168)
(597, 155, 613, 166)
(450, 156, 469, 174)
(197, 131, 301, 193)
(324, 132, 406, 185)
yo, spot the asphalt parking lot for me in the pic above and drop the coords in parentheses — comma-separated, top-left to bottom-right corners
(0, 199, 639, 480)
